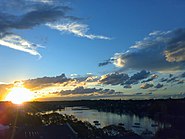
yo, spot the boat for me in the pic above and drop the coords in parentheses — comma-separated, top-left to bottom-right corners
(118, 123, 124, 126)
(93, 120, 101, 126)
(134, 122, 140, 125)
(141, 129, 153, 135)
(72, 107, 89, 110)
(132, 125, 140, 128)
(93, 120, 99, 124)
(151, 124, 158, 127)
(95, 123, 101, 126)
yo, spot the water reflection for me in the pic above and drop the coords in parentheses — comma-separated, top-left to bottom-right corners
(40, 106, 167, 135)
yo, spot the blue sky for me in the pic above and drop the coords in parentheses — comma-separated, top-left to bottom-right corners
(0, 0, 185, 100)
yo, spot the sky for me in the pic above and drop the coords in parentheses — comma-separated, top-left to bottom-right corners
(0, 0, 185, 101)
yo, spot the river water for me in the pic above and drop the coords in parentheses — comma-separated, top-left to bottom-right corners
(42, 106, 167, 136)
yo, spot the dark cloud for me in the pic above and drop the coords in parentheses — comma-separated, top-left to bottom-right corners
(123, 85, 132, 89)
(177, 80, 184, 84)
(181, 72, 185, 78)
(125, 70, 150, 85)
(17, 6, 72, 29)
(142, 74, 158, 83)
(0, 5, 73, 34)
(160, 78, 168, 82)
(130, 70, 150, 81)
(140, 83, 154, 89)
(169, 74, 173, 78)
(99, 28, 185, 71)
(99, 72, 129, 85)
(159, 73, 185, 85)
(164, 29, 185, 62)
(58, 86, 120, 95)
(0, 0, 67, 14)
(22, 70, 152, 92)
(166, 77, 178, 83)
(160, 76, 179, 84)
(155, 83, 163, 88)
(24, 74, 69, 89)
(99, 60, 112, 67)
(85, 76, 100, 82)
(98, 70, 150, 88)
(135, 92, 143, 95)
(71, 74, 99, 83)
(23, 73, 100, 91)
(0, 0, 78, 56)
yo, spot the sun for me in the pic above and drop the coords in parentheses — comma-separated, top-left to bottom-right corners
(5, 87, 34, 104)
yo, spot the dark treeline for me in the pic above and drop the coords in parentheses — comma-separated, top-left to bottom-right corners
(21, 98, 185, 119)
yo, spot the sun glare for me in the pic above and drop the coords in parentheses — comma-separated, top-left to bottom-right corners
(5, 87, 34, 104)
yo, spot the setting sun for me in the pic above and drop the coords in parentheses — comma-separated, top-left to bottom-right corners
(5, 87, 34, 104)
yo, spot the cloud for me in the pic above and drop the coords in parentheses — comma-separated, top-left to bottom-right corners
(98, 70, 150, 88)
(99, 28, 185, 71)
(58, 86, 120, 96)
(0, 2, 71, 56)
(125, 70, 150, 85)
(0, 0, 67, 13)
(70, 73, 100, 84)
(24, 74, 69, 89)
(1, 70, 185, 100)
(23, 73, 101, 91)
(46, 22, 111, 40)
(140, 83, 154, 89)
(123, 85, 132, 89)
(181, 72, 185, 77)
(166, 77, 178, 83)
(85, 76, 100, 82)
(142, 74, 158, 83)
(99, 72, 129, 85)
(177, 80, 184, 84)
(155, 83, 163, 88)
(0, 33, 41, 57)
(160, 78, 168, 82)
(0, 84, 13, 100)
(0, 4, 71, 31)
(22, 70, 151, 93)
(0, 0, 110, 56)
(130, 70, 150, 81)
(164, 29, 185, 62)
(31, 0, 54, 4)
(99, 60, 112, 67)
(135, 92, 143, 95)
(111, 53, 126, 67)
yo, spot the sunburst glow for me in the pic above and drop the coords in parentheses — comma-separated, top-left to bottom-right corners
(5, 87, 34, 104)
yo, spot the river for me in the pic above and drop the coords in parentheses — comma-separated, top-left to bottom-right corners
(40, 106, 168, 136)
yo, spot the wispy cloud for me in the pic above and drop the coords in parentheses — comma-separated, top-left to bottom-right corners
(0, 1, 71, 57)
(30, 0, 54, 4)
(46, 22, 111, 40)
(0, 0, 111, 57)
(0, 33, 41, 57)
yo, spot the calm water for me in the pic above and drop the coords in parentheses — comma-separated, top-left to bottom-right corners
(41, 106, 167, 135)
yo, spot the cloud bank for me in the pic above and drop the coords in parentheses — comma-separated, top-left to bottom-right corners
(99, 28, 185, 72)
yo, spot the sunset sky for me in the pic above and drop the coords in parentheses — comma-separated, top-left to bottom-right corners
(0, 0, 185, 101)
